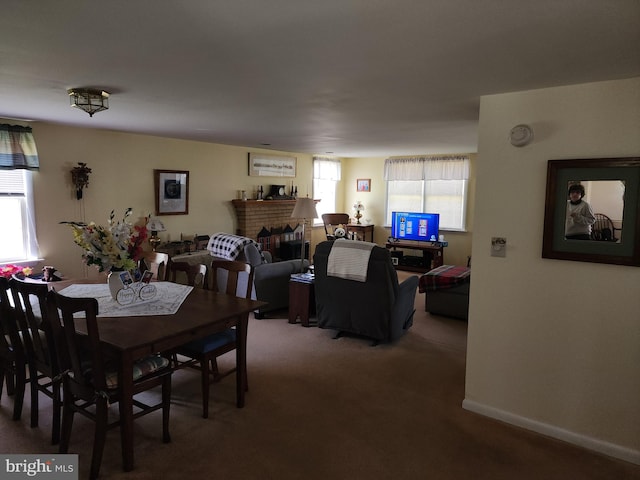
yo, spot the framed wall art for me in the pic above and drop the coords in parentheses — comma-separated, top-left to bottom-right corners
(154, 169, 189, 215)
(357, 178, 371, 192)
(248, 153, 296, 177)
(541, 157, 640, 266)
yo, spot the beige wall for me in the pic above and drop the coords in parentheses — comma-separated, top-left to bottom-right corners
(465, 77, 640, 463)
(16, 123, 315, 280)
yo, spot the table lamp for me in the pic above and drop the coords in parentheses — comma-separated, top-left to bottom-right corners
(291, 197, 318, 268)
(146, 218, 166, 251)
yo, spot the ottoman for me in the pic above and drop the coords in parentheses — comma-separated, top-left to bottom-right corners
(419, 265, 471, 321)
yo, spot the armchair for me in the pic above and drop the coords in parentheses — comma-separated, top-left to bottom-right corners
(207, 233, 309, 318)
(313, 240, 419, 344)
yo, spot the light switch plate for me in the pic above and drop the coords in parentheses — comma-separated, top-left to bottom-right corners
(491, 237, 507, 257)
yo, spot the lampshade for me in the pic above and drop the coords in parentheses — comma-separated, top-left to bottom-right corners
(353, 200, 365, 211)
(146, 218, 166, 232)
(67, 88, 110, 117)
(291, 197, 318, 219)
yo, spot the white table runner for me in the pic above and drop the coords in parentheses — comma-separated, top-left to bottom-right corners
(58, 282, 193, 317)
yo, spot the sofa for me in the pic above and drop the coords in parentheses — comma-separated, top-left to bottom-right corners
(207, 233, 309, 318)
(313, 240, 419, 344)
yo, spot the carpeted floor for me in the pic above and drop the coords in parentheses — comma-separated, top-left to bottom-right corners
(1, 274, 638, 479)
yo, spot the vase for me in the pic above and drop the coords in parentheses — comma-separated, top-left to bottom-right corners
(107, 269, 124, 300)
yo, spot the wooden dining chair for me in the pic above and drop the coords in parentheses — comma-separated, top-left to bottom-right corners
(46, 290, 172, 480)
(168, 261, 208, 289)
(9, 277, 62, 445)
(0, 276, 29, 422)
(322, 213, 350, 240)
(173, 260, 254, 418)
(139, 251, 169, 281)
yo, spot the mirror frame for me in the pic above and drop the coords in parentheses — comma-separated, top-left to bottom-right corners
(542, 157, 640, 266)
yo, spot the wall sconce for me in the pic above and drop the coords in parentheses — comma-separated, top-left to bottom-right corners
(146, 218, 166, 252)
(71, 162, 91, 200)
(67, 88, 110, 117)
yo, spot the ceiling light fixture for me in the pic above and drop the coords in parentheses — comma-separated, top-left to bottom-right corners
(67, 88, 110, 117)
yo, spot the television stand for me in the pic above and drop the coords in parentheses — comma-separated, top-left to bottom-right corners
(385, 241, 445, 273)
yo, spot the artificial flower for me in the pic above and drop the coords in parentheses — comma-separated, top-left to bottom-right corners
(62, 208, 148, 273)
(0, 264, 33, 278)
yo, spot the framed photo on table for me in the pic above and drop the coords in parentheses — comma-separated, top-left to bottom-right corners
(155, 169, 189, 215)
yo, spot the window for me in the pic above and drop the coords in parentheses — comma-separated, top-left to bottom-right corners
(312, 157, 341, 225)
(0, 169, 40, 263)
(385, 156, 469, 231)
(0, 124, 41, 264)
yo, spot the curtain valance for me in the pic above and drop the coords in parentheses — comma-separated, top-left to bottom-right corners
(384, 155, 469, 181)
(0, 124, 40, 170)
(313, 156, 341, 181)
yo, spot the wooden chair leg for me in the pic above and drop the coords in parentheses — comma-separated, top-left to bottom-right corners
(59, 402, 74, 454)
(29, 366, 39, 428)
(162, 375, 171, 443)
(51, 383, 62, 445)
(201, 358, 210, 419)
(90, 399, 109, 480)
(12, 365, 26, 421)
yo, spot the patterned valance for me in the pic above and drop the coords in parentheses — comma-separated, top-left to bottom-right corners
(0, 124, 40, 170)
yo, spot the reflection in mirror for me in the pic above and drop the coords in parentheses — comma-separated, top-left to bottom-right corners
(564, 180, 624, 243)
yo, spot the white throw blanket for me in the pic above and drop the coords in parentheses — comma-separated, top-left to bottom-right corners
(327, 239, 376, 282)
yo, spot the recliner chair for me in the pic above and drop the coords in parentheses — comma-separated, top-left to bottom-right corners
(313, 240, 419, 344)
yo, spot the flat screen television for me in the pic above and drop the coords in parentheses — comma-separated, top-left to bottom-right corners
(390, 211, 440, 242)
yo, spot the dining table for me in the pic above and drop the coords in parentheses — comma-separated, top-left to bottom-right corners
(57, 281, 266, 473)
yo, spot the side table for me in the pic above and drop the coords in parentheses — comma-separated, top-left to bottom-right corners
(288, 277, 315, 327)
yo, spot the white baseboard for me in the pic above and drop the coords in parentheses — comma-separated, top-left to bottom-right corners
(462, 398, 640, 466)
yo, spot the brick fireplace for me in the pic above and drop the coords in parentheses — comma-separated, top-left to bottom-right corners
(232, 199, 317, 259)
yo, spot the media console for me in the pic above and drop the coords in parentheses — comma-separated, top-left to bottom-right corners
(385, 241, 445, 273)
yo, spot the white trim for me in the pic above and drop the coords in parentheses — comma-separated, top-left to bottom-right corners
(462, 399, 640, 465)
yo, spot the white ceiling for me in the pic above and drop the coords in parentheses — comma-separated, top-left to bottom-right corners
(1, 1, 638, 158)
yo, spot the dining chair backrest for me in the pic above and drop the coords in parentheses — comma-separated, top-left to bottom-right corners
(9, 277, 55, 373)
(0, 276, 16, 353)
(169, 262, 208, 289)
(140, 252, 169, 281)
(210, 260, 254, 299)
(46, 290, 106, 399)
(322, 213, 350, 240)
(0, 276, 25, 367)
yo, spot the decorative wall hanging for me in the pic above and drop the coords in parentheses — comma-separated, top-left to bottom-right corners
(249, 153, 296, 177)
(71, 162, 92, 199)
(154, 169, 189, 215)
(357, 179, 371, 192)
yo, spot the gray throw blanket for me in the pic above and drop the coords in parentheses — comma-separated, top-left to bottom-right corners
(327, 239, 376, 282)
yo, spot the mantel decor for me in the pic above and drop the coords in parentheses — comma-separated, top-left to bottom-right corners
(155, 169, 189, 215)
(542, 157, 640, 266)
(248, 153, 296, 177)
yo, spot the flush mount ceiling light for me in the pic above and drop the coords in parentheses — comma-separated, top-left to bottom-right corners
(67, 88, 110, 117)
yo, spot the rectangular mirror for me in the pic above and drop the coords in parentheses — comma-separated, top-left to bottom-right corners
(542, 157, 640, 266)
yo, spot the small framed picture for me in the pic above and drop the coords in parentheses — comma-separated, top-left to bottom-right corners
(155, 169, 189, 215)
(357, 178, 371, 192)
(118, 270, 134, 288)
(141, 270, 154, 284)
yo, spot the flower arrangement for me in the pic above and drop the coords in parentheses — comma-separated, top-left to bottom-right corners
(62, 208, 148, 273)
(0, 264, 33, 278)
